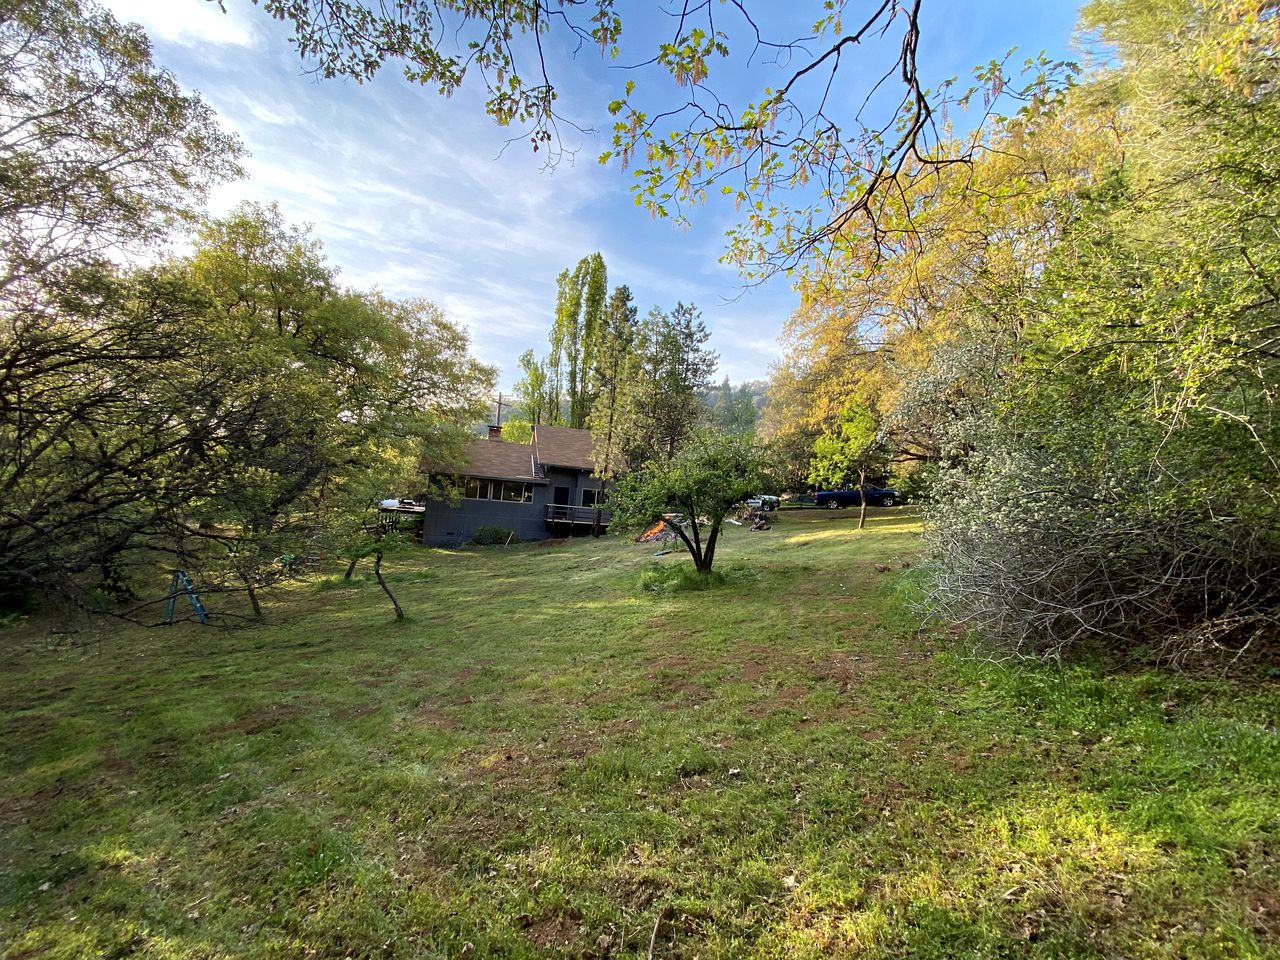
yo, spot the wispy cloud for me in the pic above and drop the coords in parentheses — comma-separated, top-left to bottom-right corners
(104, 0, 258, 49)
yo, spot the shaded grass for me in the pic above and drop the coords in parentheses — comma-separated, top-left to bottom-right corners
(1, 508, 1278, 958)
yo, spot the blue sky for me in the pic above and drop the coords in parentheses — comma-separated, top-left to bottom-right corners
(103, 0, 1083, 392)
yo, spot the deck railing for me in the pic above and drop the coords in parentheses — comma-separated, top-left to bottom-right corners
(545, 504, 610, 525)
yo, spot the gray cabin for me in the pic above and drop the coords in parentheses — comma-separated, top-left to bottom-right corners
(418, 425, 609, 546)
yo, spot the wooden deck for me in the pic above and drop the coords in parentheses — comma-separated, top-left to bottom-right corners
(545, 504, 610, 527)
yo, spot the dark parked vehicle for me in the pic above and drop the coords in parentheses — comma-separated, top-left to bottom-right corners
(814, 485, 900, 509)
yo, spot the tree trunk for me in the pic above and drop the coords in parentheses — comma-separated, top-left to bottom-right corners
(343, 556, 359, 581)
(699, 524, 720, 573)
(858, 468, 868, 530)
(372, 550, 405, 621)
(242, 573, 263, 619)
(594, 405, 614, 539)
(668, 518, 703, 572)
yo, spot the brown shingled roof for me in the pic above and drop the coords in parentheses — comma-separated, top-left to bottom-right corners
(453, 438, 546, 482)
(532, 425, 597, 471)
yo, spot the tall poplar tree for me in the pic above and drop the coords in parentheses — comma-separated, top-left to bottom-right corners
(589, 284, 639, 532)
(549, 252, 608, 428)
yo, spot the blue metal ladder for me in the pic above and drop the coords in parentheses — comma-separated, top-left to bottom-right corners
(163, 570, 207, 625)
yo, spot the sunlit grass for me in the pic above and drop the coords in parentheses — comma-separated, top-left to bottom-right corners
(1, 508, 1277, 957)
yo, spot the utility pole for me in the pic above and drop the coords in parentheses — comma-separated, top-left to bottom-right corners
(494, 392, 506, 426)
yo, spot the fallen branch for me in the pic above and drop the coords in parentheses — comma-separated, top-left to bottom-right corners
(646, 905, 668, 960)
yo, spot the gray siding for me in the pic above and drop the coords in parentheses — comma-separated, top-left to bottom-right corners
(420, 484, 550, 546)
(419, 468, 607, 546)
(543, 466, 602, 503)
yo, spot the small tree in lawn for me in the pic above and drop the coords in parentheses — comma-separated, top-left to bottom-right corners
(609, 431, 765, 575)
(810, 403, 887, 530)
(342, 519, 414, 622)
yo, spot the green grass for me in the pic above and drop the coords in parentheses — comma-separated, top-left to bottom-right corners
(2, 508, 1278, 958)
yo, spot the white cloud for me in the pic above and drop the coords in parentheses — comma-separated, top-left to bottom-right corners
(133, 14, 791, 387)
(104, 0, 257, 48)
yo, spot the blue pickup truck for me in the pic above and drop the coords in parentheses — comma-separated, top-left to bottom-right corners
(814, 485, 900, 509)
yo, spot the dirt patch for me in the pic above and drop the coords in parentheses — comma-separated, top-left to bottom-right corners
(655, 679, 705, 708)
(521, 910, 584, 950)
(606, 870, 671, 911)
(555, 728, 611, 761)
(1246, 884, 1280, 938)
(0, 749, 136, 827)
(668, 774, 715, 795)
(775, 684, 810, 702)
(206, 703, 310, 737)
(740, 659, 769, 681)
(811, 655, 871, 694)
(414, 701, 460, 730)
(648, 657, 708, 706)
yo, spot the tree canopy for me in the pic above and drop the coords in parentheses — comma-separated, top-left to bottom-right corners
(757, 0, 1280, 660)
(2, 200, 493, 616)
(609, 430, 765, 575)
(1, 0, 242, 288)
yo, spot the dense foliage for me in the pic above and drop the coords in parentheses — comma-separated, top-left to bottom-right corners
(3, 201, 492, 616)
(928, 0, 1280, 660)
(0, 1, 494, 617)
(761, 0, 1280, 661)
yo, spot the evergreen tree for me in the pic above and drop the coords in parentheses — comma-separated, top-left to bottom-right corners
(613, 302, 717, 466)
(588, 284, 639, 533)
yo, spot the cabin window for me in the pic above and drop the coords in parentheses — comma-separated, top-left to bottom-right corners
(463, 478, 532, 502)
(581, 489, 600, 508)
(501, 481, 533, 503)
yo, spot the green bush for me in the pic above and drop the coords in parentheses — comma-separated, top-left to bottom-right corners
(471, 526, 519, 546)
(924, 421, 1280, 664)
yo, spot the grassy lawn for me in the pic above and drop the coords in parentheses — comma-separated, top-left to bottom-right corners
(2, 509, 1278, 958)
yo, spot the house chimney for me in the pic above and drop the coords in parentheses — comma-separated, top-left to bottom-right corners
(487, 424, 502, 441)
